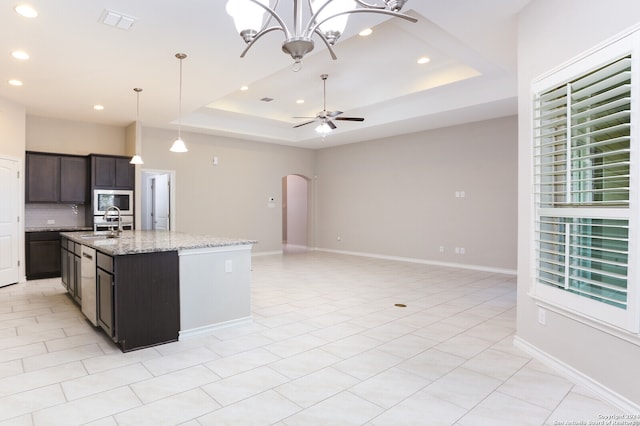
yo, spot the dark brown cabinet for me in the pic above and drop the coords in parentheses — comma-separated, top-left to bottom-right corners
(26, 153, 59, 203)
(26, 152, 87, 204)
(26, 231, 61, 280)
(60, 156, 88, 203)
(94, 250, 179, 352)
(60, 237, 81, 303)
(92, 155, 134, 190)
(96, 255, 114, 338)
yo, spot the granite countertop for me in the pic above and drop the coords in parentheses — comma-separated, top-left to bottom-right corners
(26, 226, 93, 233)
(59, 230, 257, 256)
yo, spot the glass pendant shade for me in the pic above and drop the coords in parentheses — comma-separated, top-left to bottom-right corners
(311, 0, 356, 39)
(315, 122, 332, 134)
(226, 0, 269, 34)
(170, 138, 188, 153)
(129, 154, 144, 165)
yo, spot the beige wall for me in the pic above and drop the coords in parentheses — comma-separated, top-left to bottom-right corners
(517, 0, 640, 406)
(26, 115, 126, 155)
(315, 116, 517, 272)
(0, 98, 26, 159)
(138, 127, 316, 253)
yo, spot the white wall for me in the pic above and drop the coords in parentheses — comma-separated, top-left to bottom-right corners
(517, 0, 640, 407)
(315, 116, 518, 272)
(138, 127, 316, 253)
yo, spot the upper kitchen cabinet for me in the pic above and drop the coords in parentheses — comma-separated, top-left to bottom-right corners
(91, 155, 134, 190)
(26, 152, 87, 204)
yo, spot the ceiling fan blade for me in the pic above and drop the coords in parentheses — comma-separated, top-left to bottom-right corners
(327, 120, 337, 130)
(327, 110, 343, 117)
(335, 116, 365, 122)
(293, 120, 316, 128)
(292, 116, 316, 119)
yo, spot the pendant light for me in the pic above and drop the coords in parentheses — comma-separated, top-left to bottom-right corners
(170, 53, 188, 153)
(129, 88, 144, 165)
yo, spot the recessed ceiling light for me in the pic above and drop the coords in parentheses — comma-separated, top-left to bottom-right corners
(8, 79, 23, 87)
(93, 105, 105, 111)
(14, 5, 38, 18)
(359, 28, 373, 37)
(417, 56, 430, 65)
(11, 50, 29, 60)
(240, 85, 249, 91)
(296, 99, 304, 104)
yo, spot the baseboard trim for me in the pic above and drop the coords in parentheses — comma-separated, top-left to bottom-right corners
(179, 316, 253, 340)
(513, 335, 640, 413)
(251, 250, 283, 257)
(314, 248, 516, 275)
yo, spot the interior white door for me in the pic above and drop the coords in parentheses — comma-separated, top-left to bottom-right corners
(0, 158, 20, 287)
(152, 174, 170, 231)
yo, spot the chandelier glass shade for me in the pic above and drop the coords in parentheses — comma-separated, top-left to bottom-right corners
(225, 0, 416, 70)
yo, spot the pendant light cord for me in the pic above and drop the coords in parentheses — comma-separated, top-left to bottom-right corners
(175, 53, 187, 140)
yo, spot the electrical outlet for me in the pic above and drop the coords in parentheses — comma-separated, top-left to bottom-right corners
(337, 236, 342, 242)
(47, 219, 55, 224)
(439, 246, 444, 253)
(225, 260, 232, 273)
(459, 247, 465, 254)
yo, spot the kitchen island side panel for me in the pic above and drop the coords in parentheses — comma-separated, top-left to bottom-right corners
(178, 245, 252, 339)
(114, 250, 180, 351)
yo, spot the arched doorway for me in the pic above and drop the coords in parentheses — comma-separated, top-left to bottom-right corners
(282, 174, 310, 253)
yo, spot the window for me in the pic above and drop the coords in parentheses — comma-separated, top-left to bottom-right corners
(533, 33, 639, 332)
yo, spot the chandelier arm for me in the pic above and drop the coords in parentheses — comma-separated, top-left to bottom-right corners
(240, 26, 285, 58)
(246, 0, 292, 39)
(306, 8, 417, 37)
(312, 29, 338, 60)
(353, 0, 387, 9)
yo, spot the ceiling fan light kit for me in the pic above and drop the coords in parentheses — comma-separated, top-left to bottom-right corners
(226, 0, 417, 70)
(295, 74, 364, 135)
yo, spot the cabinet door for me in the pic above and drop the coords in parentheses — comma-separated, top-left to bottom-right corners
(97, 268, 114, 338)
(73, 254, 82, 303)
(115, 158, 134, 189)
(93, 156, 116, 188)
(26, 153, 59, 203)
(60, 247, 68, 289)
(26, 232, 61, 280)
(60, 156, 87, 204)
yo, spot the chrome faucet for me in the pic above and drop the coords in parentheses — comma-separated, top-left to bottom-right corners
(103, 205, 122, 236)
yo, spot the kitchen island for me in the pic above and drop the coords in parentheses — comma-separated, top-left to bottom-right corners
(60, 230, 256, 352)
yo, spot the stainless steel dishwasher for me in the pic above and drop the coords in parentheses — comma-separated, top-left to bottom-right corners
(80, 245, 98, 326)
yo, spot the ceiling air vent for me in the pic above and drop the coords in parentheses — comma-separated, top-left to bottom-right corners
(99, 9, 137, 30)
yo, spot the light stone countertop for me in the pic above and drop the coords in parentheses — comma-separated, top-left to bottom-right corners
(60, 230, 257, 256)
(26, 226, 93, 233)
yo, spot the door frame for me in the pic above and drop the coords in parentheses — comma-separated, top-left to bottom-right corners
(0, 155, 23, 286)
(140, 169, 176, 231)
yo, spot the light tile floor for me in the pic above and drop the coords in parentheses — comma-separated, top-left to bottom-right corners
(0, 252, 624, 425)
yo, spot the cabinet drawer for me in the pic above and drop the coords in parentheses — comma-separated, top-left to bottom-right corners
(96, 252, 113, 273)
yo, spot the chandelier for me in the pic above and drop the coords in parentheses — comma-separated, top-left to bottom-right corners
(226, 0, 417, 71)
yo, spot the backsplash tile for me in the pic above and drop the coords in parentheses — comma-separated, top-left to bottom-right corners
(25, 204, 87, 228)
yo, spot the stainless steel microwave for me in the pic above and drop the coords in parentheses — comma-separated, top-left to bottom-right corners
(93, 189, 134, 216)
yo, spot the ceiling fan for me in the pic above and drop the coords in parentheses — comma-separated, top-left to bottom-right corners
(293, 74, 364, 133)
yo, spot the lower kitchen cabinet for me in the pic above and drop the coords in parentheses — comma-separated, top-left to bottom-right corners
(96, 263, 114, 338)
(26, 231, 61, 280)
(60, 237, 81, 303)
(95, 250, 179, 352)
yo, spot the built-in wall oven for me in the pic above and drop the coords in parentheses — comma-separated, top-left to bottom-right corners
(94, 215, 134, 232)
(93, 189, 134, 231)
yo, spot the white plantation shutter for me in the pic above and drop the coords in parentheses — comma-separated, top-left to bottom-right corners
(532, 33, 640, 332)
